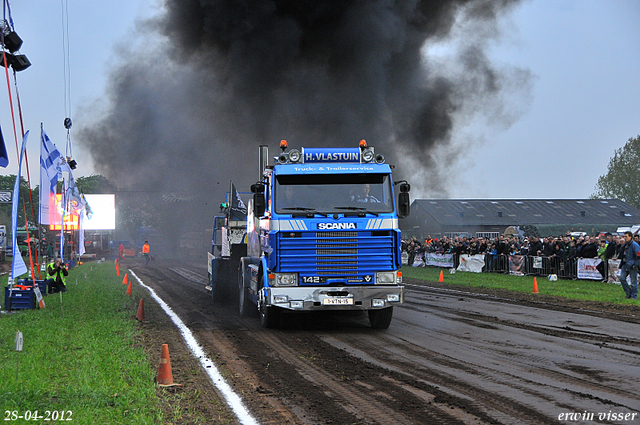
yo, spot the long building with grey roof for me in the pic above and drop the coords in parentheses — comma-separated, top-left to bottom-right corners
(400, 199, 640, 240)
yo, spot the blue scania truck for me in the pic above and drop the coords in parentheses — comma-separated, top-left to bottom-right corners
(237, 140, 410, 329)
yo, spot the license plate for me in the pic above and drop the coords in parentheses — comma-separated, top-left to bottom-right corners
(322, 297, 354, 305)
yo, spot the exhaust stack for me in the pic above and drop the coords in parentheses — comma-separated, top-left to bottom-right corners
(258, 145, 268, 181)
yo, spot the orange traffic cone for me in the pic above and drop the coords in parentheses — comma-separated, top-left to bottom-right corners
(157, 344, 180, 387)
(116, 262, 120, 277)
(122, 273, 128, 285)
(533, 277, 539, 294)
(438, 270, 444, 283)
(126, 280, 132, 297)
(136, 299, 144, 321)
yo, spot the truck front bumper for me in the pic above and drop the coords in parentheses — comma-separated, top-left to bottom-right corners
(263, 285, 404, 311)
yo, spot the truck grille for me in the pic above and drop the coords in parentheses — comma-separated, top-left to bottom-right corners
(278, 230, 395, 280)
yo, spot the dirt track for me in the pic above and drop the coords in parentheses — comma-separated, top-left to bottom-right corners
(130, 260, 640, 425)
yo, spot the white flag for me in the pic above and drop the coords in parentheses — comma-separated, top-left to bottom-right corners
(78, 210, 86, 257)
(11, 132, 29, 279)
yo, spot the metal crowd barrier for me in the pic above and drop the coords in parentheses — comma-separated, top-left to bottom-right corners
(408, 252, 610, 281)
(478, 254, 607, 280)
(406, 250, 613, 281)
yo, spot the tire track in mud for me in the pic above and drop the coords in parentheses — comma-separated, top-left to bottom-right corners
(404, 281, 640, 324)
(132, 263, 640, 424)
(142, 263, 499, 424)
(254, 331, 414, 425)
(333, 285, 640, 420)
(228, 328, 499, 425)
(193, 329, 308, 425)
(132, 263, 307, 424)
(319, 331, 559, 425)
(403, 297, 640, 352)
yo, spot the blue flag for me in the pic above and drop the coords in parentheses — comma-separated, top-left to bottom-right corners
(0, 124, 8, 168)
(230, 183, 247, 221)
(10, 131, 29, 280)
(39, 127, 66, 224)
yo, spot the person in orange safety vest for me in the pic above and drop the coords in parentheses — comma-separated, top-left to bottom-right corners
(142, 241, 151, 265)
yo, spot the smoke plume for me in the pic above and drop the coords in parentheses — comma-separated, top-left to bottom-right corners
(77, 0, 531, 244)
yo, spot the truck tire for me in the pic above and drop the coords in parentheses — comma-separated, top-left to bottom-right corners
(238, 259, 253, 317)
(210, 259, 228, 304)
(257, 269, 280, 328)
(212, 280, 223, 304)
(259, 305, 281, 328)
(368, 307, 393, 329)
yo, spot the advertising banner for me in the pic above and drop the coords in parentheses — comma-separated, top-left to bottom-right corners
(577, 258, 603, 280)
(457, 254, 485, 273)
(425, 253, 454, 268)
(607, 259, 621, 284)
(411, 252, 455, 268)
(509, 255, 525, 276)
(532, 256, 542, 269)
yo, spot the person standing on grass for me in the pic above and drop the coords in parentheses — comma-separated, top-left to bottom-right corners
(142, 241, 151, 266)
(596, 239, 608, 280)
(620, 231, 640, 299)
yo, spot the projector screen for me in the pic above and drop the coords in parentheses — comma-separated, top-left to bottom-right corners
(83, 194, 116, 230)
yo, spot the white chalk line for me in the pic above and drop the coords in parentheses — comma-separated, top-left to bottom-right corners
(129, 270, 260, 425)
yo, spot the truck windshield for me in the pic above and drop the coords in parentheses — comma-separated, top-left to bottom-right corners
(275, 174, 394, 214)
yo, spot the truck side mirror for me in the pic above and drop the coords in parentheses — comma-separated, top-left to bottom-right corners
(397, 182, 410, 218)
(253, 193, 265, 217)
(398, 192, 410, 218)
(251, 183, 265, 217)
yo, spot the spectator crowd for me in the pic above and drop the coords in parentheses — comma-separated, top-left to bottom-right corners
(402, 232, 636, 280)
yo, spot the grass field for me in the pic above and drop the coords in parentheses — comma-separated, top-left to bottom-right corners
(0, 262, 162, 424)
(401, 266, 636, 305)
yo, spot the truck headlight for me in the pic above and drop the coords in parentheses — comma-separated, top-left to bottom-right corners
(274, 273, 298, 286)
(375, 271, 396, 284)
(288, 149, 301, 163)
(274, 295, 289, 303)
(372, 299, 385, 307)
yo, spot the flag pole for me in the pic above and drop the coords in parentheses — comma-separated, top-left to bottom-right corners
(59, 176, 65, 261)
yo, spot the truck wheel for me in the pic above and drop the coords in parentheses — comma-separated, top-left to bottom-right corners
(212, 282, 225, 304)
(238, 259, 253, 317)
(210, 259, 225, 304)
(260, 305, 280, 328)
(368, 307, 393, 329)
(212, 274, 229, 304)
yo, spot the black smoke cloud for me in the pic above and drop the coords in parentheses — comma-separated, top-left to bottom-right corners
(79, 0, 529, 199)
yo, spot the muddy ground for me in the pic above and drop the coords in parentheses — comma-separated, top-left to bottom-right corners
(127, 260, 640, 425)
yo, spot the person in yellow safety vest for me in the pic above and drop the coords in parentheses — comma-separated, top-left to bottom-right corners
(47, 258, 68, 293)
(142, 241, 151, 265)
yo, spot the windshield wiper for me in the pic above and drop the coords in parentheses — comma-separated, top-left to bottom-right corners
(333, 206, 379, 217)
(281, 207, 315, 211)
(281, 207, 327, 217)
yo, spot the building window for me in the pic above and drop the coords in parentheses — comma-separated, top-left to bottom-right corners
(476, 232, 500, 239)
